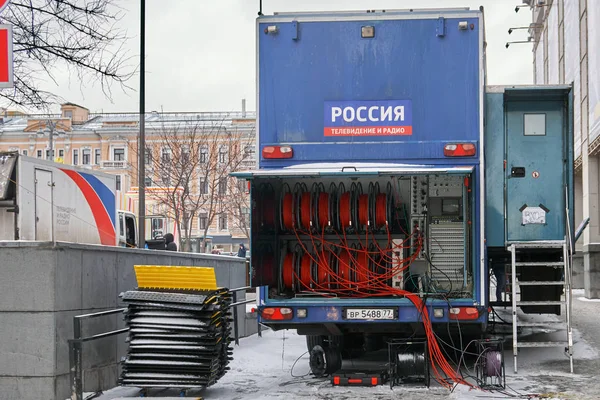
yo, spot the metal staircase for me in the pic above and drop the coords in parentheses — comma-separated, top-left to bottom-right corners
(509, 239, 574, 373)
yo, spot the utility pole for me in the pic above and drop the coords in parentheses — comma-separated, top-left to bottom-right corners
(137, 0, 146, 248)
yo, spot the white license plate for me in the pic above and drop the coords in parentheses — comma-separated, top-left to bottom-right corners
(345, 308, 395, 320)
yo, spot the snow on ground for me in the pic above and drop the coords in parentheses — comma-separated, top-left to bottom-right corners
(97, 324, 597, 400)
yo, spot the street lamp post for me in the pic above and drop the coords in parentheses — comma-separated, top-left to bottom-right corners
(37, 120, 65, 161)
(138, 0, 146, 249)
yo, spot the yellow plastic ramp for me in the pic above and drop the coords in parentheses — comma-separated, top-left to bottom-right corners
(134, 265, 217, 291)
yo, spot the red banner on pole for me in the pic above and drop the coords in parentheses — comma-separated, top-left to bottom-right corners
(0, 24, 13, 88)
(0, 0, 9, 13)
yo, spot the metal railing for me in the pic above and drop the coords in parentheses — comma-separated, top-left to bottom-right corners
(69, 308, 128, 400)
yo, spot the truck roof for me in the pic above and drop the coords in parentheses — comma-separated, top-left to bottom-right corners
(264, 8, 482, 20)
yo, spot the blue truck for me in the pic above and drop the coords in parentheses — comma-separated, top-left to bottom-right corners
(234, 7, 574, 378)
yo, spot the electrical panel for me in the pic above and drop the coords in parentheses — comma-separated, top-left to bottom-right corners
(391, 238, 406, 288)
(428, 220, 465, 291)
(410, 176, 428, 215)
(429, 175, 464, 198)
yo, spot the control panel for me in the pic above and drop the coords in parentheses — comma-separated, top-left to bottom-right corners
(410, 176, 428, 215)
(429, 175, 463, 198)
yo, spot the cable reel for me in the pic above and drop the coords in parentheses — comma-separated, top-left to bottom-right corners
(280, 183, 295, 232)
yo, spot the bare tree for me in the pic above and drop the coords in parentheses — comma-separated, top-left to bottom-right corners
(141, 115, 253, 252)
(226, 172, 251, 240)
(1, 0, 134, 109)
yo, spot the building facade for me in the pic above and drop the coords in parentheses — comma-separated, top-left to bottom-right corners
(530, 0, 600, 296)
(0, 103, 256, 253)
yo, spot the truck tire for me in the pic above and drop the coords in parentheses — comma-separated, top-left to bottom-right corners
(306, 335, 326, 351)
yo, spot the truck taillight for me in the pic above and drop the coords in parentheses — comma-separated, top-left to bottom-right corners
(444, 143, 476, 157)
(262, 146, 293, 159)
(260, 307, 293, 320)
(449, 307, 480, 320)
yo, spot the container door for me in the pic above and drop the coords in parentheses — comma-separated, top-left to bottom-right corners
(506, 100, 566, 242)
(34, 168, 53, 241)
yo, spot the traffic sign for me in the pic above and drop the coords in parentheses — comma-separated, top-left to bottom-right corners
(0, 0, 9, 14)
(0, 24, 13, 88)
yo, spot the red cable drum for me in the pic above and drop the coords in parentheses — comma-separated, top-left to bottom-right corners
(375, 193, 388, 229)
(282, 253, 295, 289)
(318, 192, 330, 228)
(358, 194, 370, 226)
(355, 249, 369, 283)
(317, 250, 330, 287)
(339, 192, 352, 228)
(300, 253, 312, 289)
(300, 192, 312, 229)
(281, 193, 294, 230)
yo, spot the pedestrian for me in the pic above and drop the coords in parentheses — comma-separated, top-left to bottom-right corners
(237, 243, 247, 258)
(164, 233, 178, 252)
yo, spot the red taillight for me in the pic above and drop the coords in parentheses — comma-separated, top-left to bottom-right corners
(449, 307, 480, 320)
(444, 143, 476, 157)
(262, 145, 293, 159)
(260, 307, 293, 320)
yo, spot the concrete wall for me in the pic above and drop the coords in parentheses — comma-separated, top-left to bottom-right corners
(0, 241, 248, 400)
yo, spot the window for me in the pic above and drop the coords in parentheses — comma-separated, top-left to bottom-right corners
(241, 207, 251, 225)
(144, 148, 152, 165)
(218, 214, 228, 230)
(161, 148, 171, 163)
(45, 149, 55, 160)
(238, 179, 249, 193)
(200, 147, 208, 164)
(151, 218, 164, 239)
(182, 147, 190, 164)
(199, 177, 209, 195)
(218, 178, 227, 195)
(73, 149, 79, 165)
(37, 150, 42, 158)
(82, 149, 91, 165)
(524, 114, 546, 136)
(244, 145, 255, 154)
(144, 176, 153, 187)
(64, 110, 73, 119)
(113, 148, 125, 161)
(218, 147, 228, 163)
(59, 149, 64, 158)
(94, 149, 101, 165)
(198, 212, 208, 230)
(22, 150, 27, 156)
(115, 175, 122, 191)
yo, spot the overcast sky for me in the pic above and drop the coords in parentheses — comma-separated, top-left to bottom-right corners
(39, 0, 533, 114)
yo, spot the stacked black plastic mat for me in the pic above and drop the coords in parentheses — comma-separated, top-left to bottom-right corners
(118, 288, 233, 389)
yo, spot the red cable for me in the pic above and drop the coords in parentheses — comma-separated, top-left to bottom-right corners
(282, 253, 294, 289)
(300, 192, 312, 229)
(354, 249, 369, 283)
(318, 192, 330, 228)
(317, 250, 329, 287)
(300, 253, 312, 289)
(339, 192, 352, 228)
(337, 250, 352, 288)
(375, 193, 388, 228)
(358, 194, 369, 226)
(282, 193, 294, 230)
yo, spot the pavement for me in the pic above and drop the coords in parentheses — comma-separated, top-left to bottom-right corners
(93, 290, 600, 400)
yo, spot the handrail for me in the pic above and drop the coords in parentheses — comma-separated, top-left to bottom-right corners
(69, 308, 128, 400)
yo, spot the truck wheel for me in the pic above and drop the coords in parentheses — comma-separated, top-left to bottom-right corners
(306, 335, 326, 351)
(309, 345, 342, 377)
